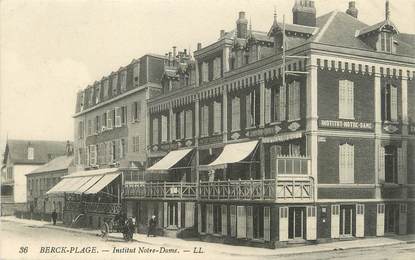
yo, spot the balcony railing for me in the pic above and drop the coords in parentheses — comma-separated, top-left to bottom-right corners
(123, 182, 197, 199)
(123, 176, 314, 202)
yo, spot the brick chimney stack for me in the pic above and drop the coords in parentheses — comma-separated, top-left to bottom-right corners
(346, 1, 358, 19)
(292, 0, 316, 27)
(236, 11, 248, 38)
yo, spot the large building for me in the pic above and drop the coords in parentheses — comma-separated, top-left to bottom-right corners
(123, 0, 415, 247)
(1, 140, 69, 215)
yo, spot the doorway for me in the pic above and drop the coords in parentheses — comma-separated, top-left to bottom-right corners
(288, 207, 305, 240)
(385, 204, 398, 234)
(340, 205, 353, 236)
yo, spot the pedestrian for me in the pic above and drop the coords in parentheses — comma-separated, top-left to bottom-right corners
(51, 210, 57, 225)
(147, 215, 157, 237)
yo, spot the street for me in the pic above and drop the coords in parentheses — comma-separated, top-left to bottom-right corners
(0, 219, 414, 260)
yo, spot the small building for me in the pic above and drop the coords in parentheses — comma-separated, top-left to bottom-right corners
(26, 153, 74, 220)
(1, 140, 69, 216)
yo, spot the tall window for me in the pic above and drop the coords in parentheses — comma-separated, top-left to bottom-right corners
(279, 85, 286, 121)
(103, 79, 109, 99)
(95, 85, 101, 104)
(200, 104, 209, 136)
(288, 81, 300, 121)
(161, 115, 168, 142)
(152, 117, 159, 145)
(87, 120, 92, 136)
(112, 74, 118, 96)
(133, 63, 140, 87)
(212, 57, 221, 80)
(132, 101, 141, 122)
(380, 32, 392, 53)
(179, 111, 185, 139)
(231, 96, 240, 131)
(120, 70, 127, 92)
(95, 115, 101, 133)
(213, 101, 222, 134)
(121, 106, 127, 125)
(339, 80, 354, 119)
(382, 84, 398, 122)
(115, 107, 122, 127)
(246, 90, 257, 128)
(339, 143, 354, 184)
(385, 145, 398, 183)
(202, 62, 209, 83)
(185, 110, 193, 139)
(213, 205, 222, 234)
(78, 121, 84, 139)
(132, 136, 140, 152)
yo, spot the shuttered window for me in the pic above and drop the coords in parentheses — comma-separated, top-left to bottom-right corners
(152, 117, 159, 145)
(288, 81, 300, 120)
(231, 96, 240, 131)
(339, 80, 354, 119)
(339, 143, 354, 183)
(185, 110, 193, 139)
(115, 107, 122, 127)
(213, 101, 222, 134)
(200, 105, 209, 136)
(161, 115, 168, 142)
(279, 85, 286, 121)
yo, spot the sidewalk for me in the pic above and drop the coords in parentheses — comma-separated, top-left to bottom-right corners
(2, 216, 415, 257)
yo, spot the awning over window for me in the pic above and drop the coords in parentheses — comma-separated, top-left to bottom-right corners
(203, 140, 258, 169)
(147, 148, 193, 171)
(46, 168, 119, 195)
(84, 173, 120, 194)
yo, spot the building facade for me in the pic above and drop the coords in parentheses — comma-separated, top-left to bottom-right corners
(26, 153, 74, 220)
(1, 140, 69, 216)
(123, 0, 415, 247)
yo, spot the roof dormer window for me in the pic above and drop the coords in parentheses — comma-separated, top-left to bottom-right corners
(380, 31, 392, 53)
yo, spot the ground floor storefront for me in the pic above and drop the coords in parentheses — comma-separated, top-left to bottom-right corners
(125, 199, 413, 248)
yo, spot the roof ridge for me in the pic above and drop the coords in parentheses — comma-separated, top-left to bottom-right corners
(314, 10, 339, 43)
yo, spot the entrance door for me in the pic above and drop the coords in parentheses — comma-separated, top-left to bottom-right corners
(289, 207, 305, 240)
(340, 206, 353, 236)
(167, 202, 178, 227)
(385, 204, 398, 234)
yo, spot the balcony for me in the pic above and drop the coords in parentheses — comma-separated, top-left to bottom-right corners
(123, 182, 197, 200)
(123, 176, 314, 202)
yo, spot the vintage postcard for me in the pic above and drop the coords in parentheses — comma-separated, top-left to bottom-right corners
(1, 0, 414, 259)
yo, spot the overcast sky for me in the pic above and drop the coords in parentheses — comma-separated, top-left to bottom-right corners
(0, 0, 414, 149)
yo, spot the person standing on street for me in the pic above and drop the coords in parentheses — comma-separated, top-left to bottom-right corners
(147, 215, 157, 237)
(51, 210, 57, 225)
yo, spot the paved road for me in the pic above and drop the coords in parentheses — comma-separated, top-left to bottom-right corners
(1, 220, 414, 260)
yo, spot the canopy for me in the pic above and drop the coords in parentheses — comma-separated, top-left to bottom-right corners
(84, 173, 120, 194)
(204, 140, 258, 169)
(147, 148, 193, 171)
(46, 168, 119, 195)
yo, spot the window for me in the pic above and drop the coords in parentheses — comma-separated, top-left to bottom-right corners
(132, 136, 140, 152)
(200, 104, 209, 136)
(185, 110, 193, 139)
(231, 96, 240, 131)
(213, 205, 222, 234)
(213, 101, 222, 134)
(95, 84, 101, 104)
(103, 79, 109, 99)
(278, 85, 286, 121)
(288, 81, 300, 121)
(161, 115, 168, 142)
(121, 106, 127, 125)
(112, 74, 118, 96)
(28, 147, 34, 160)
(95, 115, 101, 134)
(89, 145, 97, 166)
(201, 62, 209, 83)
(380, 32, 392, 53)
(382, 84, 398, 122)
(120, 139, 126, 159)
(115, 107, 122, 127)
(87, 119, 92, 136)
(120, 70, 127, 92)
(133, 63, 140, 86)
(107, 110, 113, 129)
(89, 88, 94, 106)
(78, 121, 84, 139)
(385, 145, 398, 183)
(253, 206, 264, 239)
(339, 143, 354, 183)
(79, 91, 84, 111)
(246, 90, 257, 128)
(132, 101, 141, 122)
(102, 112, 107, 129)
(152, 117, 159, 145)
(289, 144, 300, 156)
(339, 80, 354, 119)
(212, 57, 221, 80)
(179, 111, 185, 139)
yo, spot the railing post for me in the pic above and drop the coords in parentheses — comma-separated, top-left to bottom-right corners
(228, 179, 230, 200)
(250, 178, 253, 200)
(238, 179, 241, 200)
(261, 178, 265, 200)
(180, 182, 183, 199)
(164, 182, 166, 199)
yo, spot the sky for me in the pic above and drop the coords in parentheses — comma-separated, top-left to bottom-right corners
(0, 0, 414, 151)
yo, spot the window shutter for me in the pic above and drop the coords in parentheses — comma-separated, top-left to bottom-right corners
(171, 112, 176, 141)
(131, 103, 135, 122)
(399, 203, 407, 235)
(161, 115, 168, 142)
(164, 202, 168, 227)
(279, 85, 286, 121)
(106, 110, 112, 129)
(379, 146, 385, 183)
(246, 206, 253, 239)
(185, 202, 195, 228)
(390, 86, 398, 121)
(339, 80, 346, 119)
(86, 146, 90, 166)
(306, 206, 317, 240)
(294, 81, 300, 119)
(264, 207, 271, 241)
(153, 118, 159, 145)
(101, 113, 106, 129)
(279, 207, 288, 241)
(348, 144, 355, 183)
(376, 204, 385, 236)
(230, 205, 237, 237)
(197, 204, 202, 233)
(348, 81, 354, 118)
(397, 147, 404, 184)
(180, 111, 185, 139)
(355, 204, 365, 237)
(207, 204, 213, 234)
(246, 92, 252, 127)
(137, 101, 141, 121)
(339, 144, 345, 183)
(202, 62, 208, 82)
(221, 205, 227, 236)
(331, 205, 340, 238)
(265, 87, 271, 124)
(213, 101, 222, 134)
(119, 139, 124, 159)
(236, 206, 246, 238)
(232, 96, 240, 131)
(115, 107, 121, 127)
(114, 140, 120, 160)
(270, 145, 277, 178)
(185, 110, 193, 139)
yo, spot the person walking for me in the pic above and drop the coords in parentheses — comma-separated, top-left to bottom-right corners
(51, 210, 57, 225)
(147, 215, 157, 237)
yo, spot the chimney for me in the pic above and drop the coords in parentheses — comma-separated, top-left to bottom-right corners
(172, 46, 177, 59)
(65, 141, 73, 156)
(346, 1, 358, 19)
(197, 42, 202, 50)
(236, 11, 248, 38)
(292, 0, 316, 27)
(385, 0, 390, 20)
(220, 29, 225, 38)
